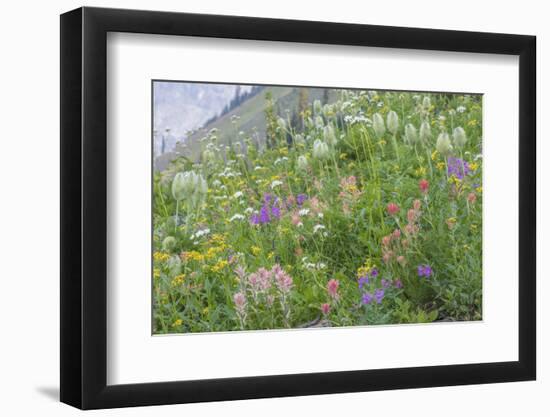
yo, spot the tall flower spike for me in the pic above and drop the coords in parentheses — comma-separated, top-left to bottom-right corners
(313, 99, 322, 115)
(323, 124, 337, 145)
(404, 123, 418, 144)
(422, 96, 431, 110)
(436, 131, 453, 156)
(452, 126, 467, 148)
(297, 155, 309, 171)
(386, 110, 399, 135)
(313, 139, 330, 160)
(419, 120, 432, 143)
(373, 113, 386, 138)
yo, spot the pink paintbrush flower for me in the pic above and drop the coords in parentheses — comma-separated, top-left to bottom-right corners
(233, 292, 247, 314)
(386, 202, 399, 216)
(327, 279, 340, 300)
(419, 179, 429, 194)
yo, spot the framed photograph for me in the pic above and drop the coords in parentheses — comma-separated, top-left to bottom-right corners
(60, 6, 536, 409)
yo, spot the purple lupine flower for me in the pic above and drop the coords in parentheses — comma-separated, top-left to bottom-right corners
(375, 288, 385, 304)
(370, 268, 379, 278)
(263, 193, 273, 204)
(296, 194, 308, 206)
(250, 213, 260, 225)
(358, 276, 369, 289)
(362, 292, 374, 305)
(381, 278, 390, 288)
(417, 264, 433, 278)
(271, 204, 281, 219)
(393, 278, 403, 289)
(259, 205, 271, 224)
(447, 157, 471, 180)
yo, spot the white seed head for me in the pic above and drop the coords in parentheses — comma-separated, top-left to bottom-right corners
(315, 115, 324, 129)
(436, 131, 453, 156)
(312, 139, 330, 160)
(162, 236, 177, 253)
(422, 96, 431, 110)
(373, 113, 386, 138)
(419, 120, 432, 143)
(277, 117, 287, 131)
(323, 124, 337, 145)
(294, 133, 305, 145)
(386, 110, 399, 135)
(297, 155, 309, 171)
(202, 148, 216, 163)
(452, 126, 467, 148)
(172, 171, 208, 204)
(404, 123, 418, 145)
(313, 99, 322, 115)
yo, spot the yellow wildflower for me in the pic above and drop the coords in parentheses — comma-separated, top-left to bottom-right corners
(172, 319, 182, 328)
(436, 162, 445, 171)
(470, 162, 479, 171)
(251, 246, 261, 256)
(476, 186, 482, 193)
(211, 259, 229, 273)
(153, 268, 161, 280)
(467, 119, 478, 127)
(339, 153, 348, 160)
(431, 150, 438, 161)
(171, 274, 185, 286)
(153, 251, 170, 262)
(206, 246, 223, 260)
(415, 166, 427, 177)
(446, 217, 457, 229)
(267, 252, 274, 260)
(181, 251, 204, 262)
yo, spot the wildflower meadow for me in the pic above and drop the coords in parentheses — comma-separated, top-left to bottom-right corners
(152, 84, 482, 334)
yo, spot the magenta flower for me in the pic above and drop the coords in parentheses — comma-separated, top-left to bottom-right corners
(321, 303, 331, 315)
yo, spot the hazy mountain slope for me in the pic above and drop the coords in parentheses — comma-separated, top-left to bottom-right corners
(155, 86, 338, 171)
(153, 82, 252, 148)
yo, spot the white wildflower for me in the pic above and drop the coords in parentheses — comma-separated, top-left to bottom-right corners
(313, 224, 326, 233)
(229, 214, 246, 222)
(271, 180, 284, 189)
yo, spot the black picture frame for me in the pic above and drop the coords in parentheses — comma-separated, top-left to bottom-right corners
(60, 6, 536, 410)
